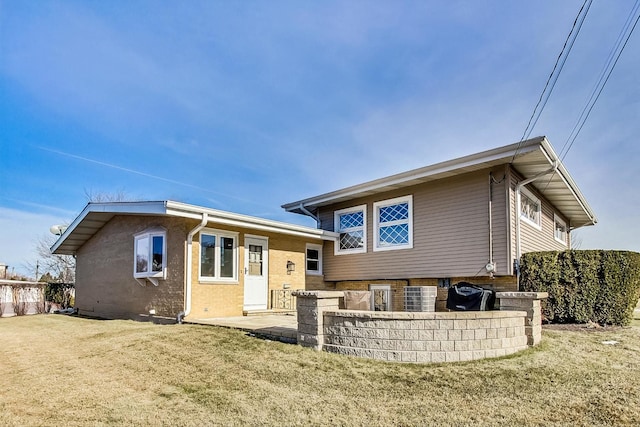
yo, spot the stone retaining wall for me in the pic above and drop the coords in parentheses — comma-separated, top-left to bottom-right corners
(293, 290, 547, 363)
(323, 310, 528, 363)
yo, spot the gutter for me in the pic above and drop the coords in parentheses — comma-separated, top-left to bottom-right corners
(181, 213, 208, 322)
(514, 162, 558, 289)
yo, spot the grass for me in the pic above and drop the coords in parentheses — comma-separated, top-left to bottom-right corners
(1, 316, 640, 426)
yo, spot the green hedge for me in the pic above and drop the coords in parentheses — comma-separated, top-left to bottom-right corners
(520, 250, 640, 325)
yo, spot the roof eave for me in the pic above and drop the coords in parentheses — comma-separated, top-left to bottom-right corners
(51, 200, 338, 256)
(283, 136, 597, 229)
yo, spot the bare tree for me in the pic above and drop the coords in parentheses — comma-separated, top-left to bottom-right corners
(27, 234, 76, 283)
(84, 188, 131, 203)
(26, 191, 135, 283)
(571, 230, 583, 250)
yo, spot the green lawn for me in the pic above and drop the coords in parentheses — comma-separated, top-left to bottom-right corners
(1, 315, 640, 426)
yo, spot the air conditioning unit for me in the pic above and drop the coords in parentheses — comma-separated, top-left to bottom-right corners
(404, 286, 437, 312)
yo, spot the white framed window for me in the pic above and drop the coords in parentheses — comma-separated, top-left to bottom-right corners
(306, 243, 323, 275)
(554, 214, 568, 245)
(373, 195, 413, 251)
(134, 228, 167, 279)
(199, 228, 239, 282)
(520, 187, 541, 229)
(334, 205, 366, 255)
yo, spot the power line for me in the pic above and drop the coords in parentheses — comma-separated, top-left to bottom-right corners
(511, 0, 593, 163)
(560, 0, 640, 160)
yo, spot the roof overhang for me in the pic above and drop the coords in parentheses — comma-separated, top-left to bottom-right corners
(282, 136, 597, 228)
(51, 200, 338, 255)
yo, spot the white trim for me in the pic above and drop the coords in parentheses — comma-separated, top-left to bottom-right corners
(244, 233, 270, 241)
(334, 204, 367, 255)
(305, 243, 323, 275)
(198, 228, 239, 283)
(554, 214, 568, 246)
(51, 200, 337, 256)
(519, 187, 542, 230)
(243, 235, 269, 310)
(373, 195, 413, 252)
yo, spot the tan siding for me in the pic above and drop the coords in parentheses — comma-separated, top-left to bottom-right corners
(519, 186, 570, 253)
(508, 168, 571, 260)
(321, 167, 511, 280)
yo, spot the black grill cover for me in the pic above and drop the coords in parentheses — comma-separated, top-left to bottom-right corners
(446, 282, 496, 311)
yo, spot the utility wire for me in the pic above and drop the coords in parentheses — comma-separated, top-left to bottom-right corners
(560, 0, 640, 160)
(511, 0, 592, 163)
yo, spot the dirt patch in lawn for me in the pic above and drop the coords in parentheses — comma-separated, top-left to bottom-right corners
(543, 321, 627, 332)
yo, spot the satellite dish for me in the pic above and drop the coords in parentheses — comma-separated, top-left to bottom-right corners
(50, 225, 68, 236)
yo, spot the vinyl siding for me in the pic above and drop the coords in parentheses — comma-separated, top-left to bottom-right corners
(319, 167, 510, 280)
(508, 169, 570, 261)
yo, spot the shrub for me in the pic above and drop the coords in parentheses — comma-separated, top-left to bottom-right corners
(44, 283, 75, 309)
(520, 250, 640, 325)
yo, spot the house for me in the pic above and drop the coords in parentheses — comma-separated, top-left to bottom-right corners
(51, 136, 596, 320)
(282, 136, 596, 310)
(51, 201, 337, 321)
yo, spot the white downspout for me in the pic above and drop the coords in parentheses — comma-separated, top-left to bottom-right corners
(514, 162, 558, 289)
(182, 213, 208, 320)
(299, 203, 320, 228)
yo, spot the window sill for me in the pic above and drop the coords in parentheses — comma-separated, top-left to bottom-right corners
(554, 237, 568, 246)
(520, 216, 542, 231)
(373, 244, 413, 252)
(134, 272, 166, 280)
(335, 248, 366, 256)
(306, 271, 324, 276)
(198, 279, 239, 285)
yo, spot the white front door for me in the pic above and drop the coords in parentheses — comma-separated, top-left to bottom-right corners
(243, 236, 268, 310)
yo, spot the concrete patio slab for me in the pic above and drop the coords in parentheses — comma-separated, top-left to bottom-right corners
(184, 314, 298, 343)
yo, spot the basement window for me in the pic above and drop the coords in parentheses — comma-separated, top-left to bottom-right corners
(134, 228, 167, 279)
(306, 243, 323, 275)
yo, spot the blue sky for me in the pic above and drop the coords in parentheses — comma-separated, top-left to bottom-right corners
(1, 1, 638, 277)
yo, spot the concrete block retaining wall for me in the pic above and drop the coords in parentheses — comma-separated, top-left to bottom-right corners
(323, 310, 528, 363)
(293, 290, 547, 363)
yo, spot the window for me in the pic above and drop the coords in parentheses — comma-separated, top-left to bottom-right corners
(554, 214, 568, 245)
(134, 229, 166, 279)
(334, 205, 366, 254)
(373, 195, 413, 251)
(306, 243, 322, 275)
(369, 284, 392, 311)
(520, 187, 541, 229)
(199, 229, 238, 282)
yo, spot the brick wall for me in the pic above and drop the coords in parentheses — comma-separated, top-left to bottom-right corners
(75, 215, 190, 321)
(333, 276, 518, 311)
(189, 228, 325, 318)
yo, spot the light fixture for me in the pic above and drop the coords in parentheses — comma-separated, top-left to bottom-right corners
(286, 260, 295, 274)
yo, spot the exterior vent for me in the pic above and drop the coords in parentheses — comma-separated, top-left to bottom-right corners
(404, 286, 437, 312)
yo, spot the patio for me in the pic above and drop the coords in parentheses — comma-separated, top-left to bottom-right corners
(185, 313, 298, 343)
